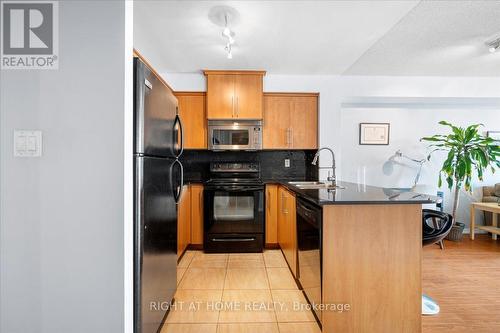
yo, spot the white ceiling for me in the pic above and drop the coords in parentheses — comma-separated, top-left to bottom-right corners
(134, 0, 500, 76)
(345, 0, 500, 76)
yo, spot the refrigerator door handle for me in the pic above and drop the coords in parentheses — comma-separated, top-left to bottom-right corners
(174, 113, 184, 158)
(173, 159, 184, 204)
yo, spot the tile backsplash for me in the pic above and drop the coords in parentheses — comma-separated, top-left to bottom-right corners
(180, 150, 319, 182)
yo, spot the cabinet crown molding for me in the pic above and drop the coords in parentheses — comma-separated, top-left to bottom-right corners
(203, 70, 266, 76)
(174, 91, 206, 96)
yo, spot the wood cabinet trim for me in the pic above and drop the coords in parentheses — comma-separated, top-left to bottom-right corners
(264, 92, 319, 97)
(203, 70, 266, 76)
(174, 91, 206, 97)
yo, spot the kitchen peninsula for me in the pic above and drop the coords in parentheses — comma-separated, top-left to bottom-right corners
(275, 181, 435, 333)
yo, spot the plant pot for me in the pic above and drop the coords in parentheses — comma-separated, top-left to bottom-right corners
(445, 222, 465, 242)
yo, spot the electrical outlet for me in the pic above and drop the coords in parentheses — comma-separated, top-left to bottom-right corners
(284, 159, 290, 168)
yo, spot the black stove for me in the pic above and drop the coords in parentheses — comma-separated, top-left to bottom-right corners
(203, 162, 265, 253)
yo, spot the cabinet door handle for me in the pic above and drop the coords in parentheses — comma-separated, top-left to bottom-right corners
(236, 96, 239, 117)
(283, 194, 288, 215)
(267, 190, 270, 213)
(281, 193, 285, 213)
(287, 128, 292, 147)
(290, 128, 293, 148)
(199, 190, 202, 212)
(231, 96, 235, 118)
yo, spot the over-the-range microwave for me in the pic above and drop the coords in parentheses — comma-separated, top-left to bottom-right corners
(208, 120, 262, 151)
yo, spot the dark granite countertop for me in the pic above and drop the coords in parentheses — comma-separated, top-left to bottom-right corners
(267, 180, 439, 206)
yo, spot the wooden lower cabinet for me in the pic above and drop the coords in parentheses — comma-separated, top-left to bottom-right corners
(177, 184, 204, 258)
(177, 185, 191, 257)
(277, 186, 297, 277)
(265, 184, 279, 245)
(190, 184, 204, 246)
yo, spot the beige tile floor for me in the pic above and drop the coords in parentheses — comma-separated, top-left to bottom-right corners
(164, 250, 321, 333)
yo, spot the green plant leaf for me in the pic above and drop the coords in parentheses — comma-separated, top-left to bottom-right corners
(446, 175, 454, 189)
(422, 121, 499, 217)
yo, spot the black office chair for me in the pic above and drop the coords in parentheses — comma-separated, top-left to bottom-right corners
(421, 209, 453, 315)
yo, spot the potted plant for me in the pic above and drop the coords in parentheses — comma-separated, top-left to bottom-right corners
(421, 121, 500, 241)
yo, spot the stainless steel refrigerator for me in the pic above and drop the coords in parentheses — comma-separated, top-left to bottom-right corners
(134, 58, 184, 333)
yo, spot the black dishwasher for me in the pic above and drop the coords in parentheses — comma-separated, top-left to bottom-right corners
(296, 198, 322, 323)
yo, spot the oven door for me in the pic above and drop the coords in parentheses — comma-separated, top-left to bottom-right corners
(208, 125, 256, 151)
(204, 186, 264, 252)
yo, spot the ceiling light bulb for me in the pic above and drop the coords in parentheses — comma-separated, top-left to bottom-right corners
(222, 27, 231, 37)
(227, 51, 233, 59)
(228, 36, 235, 45)
(489, 46, 497, 53)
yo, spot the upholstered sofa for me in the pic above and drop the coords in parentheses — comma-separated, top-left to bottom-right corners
(482, 183, 500, 225)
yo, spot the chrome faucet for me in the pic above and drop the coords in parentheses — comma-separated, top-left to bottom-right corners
(312, 147, 336, 187)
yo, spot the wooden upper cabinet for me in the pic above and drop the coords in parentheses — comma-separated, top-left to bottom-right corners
(234, 74, 263, 119)
(204, 70, 265, 120)
(175, 92, 207, 149)
(263, 96, 291, 149)
(289, 96, 318, 149)
(206, 74, 235, 119)
(263, 93, 318, 150)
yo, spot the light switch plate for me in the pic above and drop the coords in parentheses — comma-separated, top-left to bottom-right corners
(284, 159, 290, 168)
(14, 130, 42, 157)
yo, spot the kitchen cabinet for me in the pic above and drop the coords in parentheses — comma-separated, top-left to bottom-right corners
(204, 70, 266, 120)
(233, 74, 263, 119)
(190, 184, 204, 246)
(177, 185, 191, 257)
(263, 93, 318, 149)
(265, 184, 279, 245)
(174, 92, 207, 149)
(278, 186, 297, 277)
(262, 96, 291, 149)
(177, 184, 204, 256)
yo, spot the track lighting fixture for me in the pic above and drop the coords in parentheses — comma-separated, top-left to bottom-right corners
(486, 37, 500, 53)
(222, 14, 235, 59)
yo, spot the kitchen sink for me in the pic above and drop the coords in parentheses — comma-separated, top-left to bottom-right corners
(287, 181, 345, 190)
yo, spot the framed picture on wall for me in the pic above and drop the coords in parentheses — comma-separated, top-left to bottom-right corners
(487, 131, 500, 142)
(359, 123, 390, 145)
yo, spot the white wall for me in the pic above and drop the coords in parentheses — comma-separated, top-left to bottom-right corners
(162, 72, 500, 227)
(0, 1, 128, 332)
(340, 107, 500, 227)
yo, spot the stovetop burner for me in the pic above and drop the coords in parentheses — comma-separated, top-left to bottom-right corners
(205, 178, 264, 186)
(206, 162, 263, 188)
